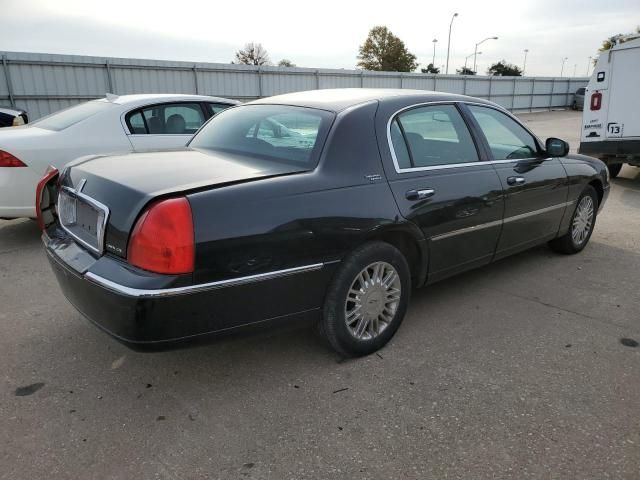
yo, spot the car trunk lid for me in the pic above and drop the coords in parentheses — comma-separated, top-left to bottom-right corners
(60, 148, 309, 257)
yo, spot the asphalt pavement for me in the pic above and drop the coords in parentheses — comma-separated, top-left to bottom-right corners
(1, 110, 639, 479)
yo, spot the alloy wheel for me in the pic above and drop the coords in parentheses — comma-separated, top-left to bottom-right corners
(344, 262, 402, 341)
(572, 196, 594, 245)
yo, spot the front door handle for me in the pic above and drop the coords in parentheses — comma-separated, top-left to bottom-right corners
(507, 176, 526, 186)
(405, 188, 435, 201)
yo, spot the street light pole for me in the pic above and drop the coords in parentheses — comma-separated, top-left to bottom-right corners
(464, 52, 481, 69)
(523, 49, 529, 75)
(445, 13, 458, 74)
(560, 57, 568, 77)
(586, 56, 592, 76)
(573, 64, 577, 77)
(432, 38, 438, 66)
(473, 36, 498, 74)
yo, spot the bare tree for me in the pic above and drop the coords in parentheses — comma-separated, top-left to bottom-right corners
(278, 59, 295, 67)
(235, 42, 270, 66)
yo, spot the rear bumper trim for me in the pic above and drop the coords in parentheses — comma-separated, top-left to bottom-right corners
(84, 263, 325, 298)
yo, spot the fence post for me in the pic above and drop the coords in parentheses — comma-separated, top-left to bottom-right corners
(512, 77, 517, 110)
(360, 70, 364, 87)
(529, 78, 535, 112)
(193, 64, 199, 94)
(399, 73, 404, 89)
(2, 55, 16, 107)
(463, 76, 467, 95)
(105, 59, 114, 93)
(550, 78, 555, 110)
(257, 67, 263, 98)
(488, 76, 493, 101)
(315, 69, 320, 90)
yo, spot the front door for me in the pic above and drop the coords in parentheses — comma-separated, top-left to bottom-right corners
(383, 103, 505, 283)
(464, 104, 569, 259)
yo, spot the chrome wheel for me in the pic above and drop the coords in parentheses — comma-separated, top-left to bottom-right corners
(344, 262, 402, 341)
(572, 196, 594, 245)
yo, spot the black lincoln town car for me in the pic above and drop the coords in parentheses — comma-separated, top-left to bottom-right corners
(38, 89, 609, 356)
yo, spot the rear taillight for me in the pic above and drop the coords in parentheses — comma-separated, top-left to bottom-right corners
(0, 150, 26, 167)
(35, 166, 59, 231)
(590, 92, 602, 111)
(127, 197, 194, 274)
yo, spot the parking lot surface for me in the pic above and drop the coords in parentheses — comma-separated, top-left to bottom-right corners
(1, 110, 639, 479)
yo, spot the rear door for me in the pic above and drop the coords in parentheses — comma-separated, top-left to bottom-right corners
(607, 44, 640, 139)
(382, 103, 505, 283)
(463, 103, 569, 259)
(125, 102, 207, 151)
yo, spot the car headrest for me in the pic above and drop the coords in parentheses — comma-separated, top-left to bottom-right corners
(166, 114, 186, 134)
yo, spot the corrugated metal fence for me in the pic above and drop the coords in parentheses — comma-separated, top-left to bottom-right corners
(1, 51, 589, 120)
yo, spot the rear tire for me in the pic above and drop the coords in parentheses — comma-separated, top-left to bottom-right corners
(607, 162, 623, 178)
(548, 186, 598, 254)
(319, 242, 411, 357)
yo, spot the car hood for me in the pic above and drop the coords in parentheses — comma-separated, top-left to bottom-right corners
(62, 148, 310, 257)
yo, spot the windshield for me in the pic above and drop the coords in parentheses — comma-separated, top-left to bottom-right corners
(32, 100, 115, 131)
(189, 105, 334, 167)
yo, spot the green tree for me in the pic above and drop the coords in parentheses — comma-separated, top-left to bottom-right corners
(487, 60, 522, 76)
(456, 66, 475, 75)
(278, 59, 295, 67)
(421, 63, 440, 74)
(235, 42, 270, 65)
(357, 26, 418, 72)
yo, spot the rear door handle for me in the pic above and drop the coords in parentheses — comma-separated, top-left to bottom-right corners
(405, 188, 435, 201)
(507, 176, 526, 186)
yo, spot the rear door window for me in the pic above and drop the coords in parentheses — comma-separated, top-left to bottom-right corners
(392, 104, 479, 169)
(205, 103, 233, 116)
(126, 103, 206, 135)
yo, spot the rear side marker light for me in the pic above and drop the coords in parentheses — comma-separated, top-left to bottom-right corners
(590, 92, 602, 111)
(0, 150, 26, 167)
(127, 197, 195, 274)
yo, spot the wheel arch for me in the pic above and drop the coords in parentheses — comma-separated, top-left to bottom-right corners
(363, 224, 427, 288)
(588, 178, 604, 207)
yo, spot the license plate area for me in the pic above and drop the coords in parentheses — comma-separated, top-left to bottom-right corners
(58, 186, 109, 255)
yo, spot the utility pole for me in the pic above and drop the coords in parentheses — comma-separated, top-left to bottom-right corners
(560, 57, 568, 77)
(523, 49, 529, 75)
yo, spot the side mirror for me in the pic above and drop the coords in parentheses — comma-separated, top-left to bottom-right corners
(546, 137, 570, 157)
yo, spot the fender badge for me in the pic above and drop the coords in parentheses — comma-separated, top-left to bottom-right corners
(365, 174, 382, 182)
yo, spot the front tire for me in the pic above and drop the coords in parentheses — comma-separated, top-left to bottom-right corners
(549, 185, 598, 254)
(320, 242, 411, 356)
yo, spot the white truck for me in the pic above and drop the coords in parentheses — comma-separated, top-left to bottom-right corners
(579, 34, 640, 178)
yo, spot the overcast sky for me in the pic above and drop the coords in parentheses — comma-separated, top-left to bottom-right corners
(1, 0, 638, 76)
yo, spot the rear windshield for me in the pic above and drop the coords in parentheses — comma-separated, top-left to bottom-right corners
(32, 101, 114, 131)
(189, 105, 334, 167)
(576, 88, 586, 95)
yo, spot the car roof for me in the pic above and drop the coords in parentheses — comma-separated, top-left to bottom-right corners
(102, 94, 240, 107)
(248, 88, 497, 112)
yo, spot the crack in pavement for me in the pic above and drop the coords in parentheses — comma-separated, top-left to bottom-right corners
(485, 286, 634, 333)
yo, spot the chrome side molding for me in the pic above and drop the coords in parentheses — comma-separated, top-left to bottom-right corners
(84, 263, 325, 298)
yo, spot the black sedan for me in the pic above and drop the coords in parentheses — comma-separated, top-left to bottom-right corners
(39, 89, 609, 356)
